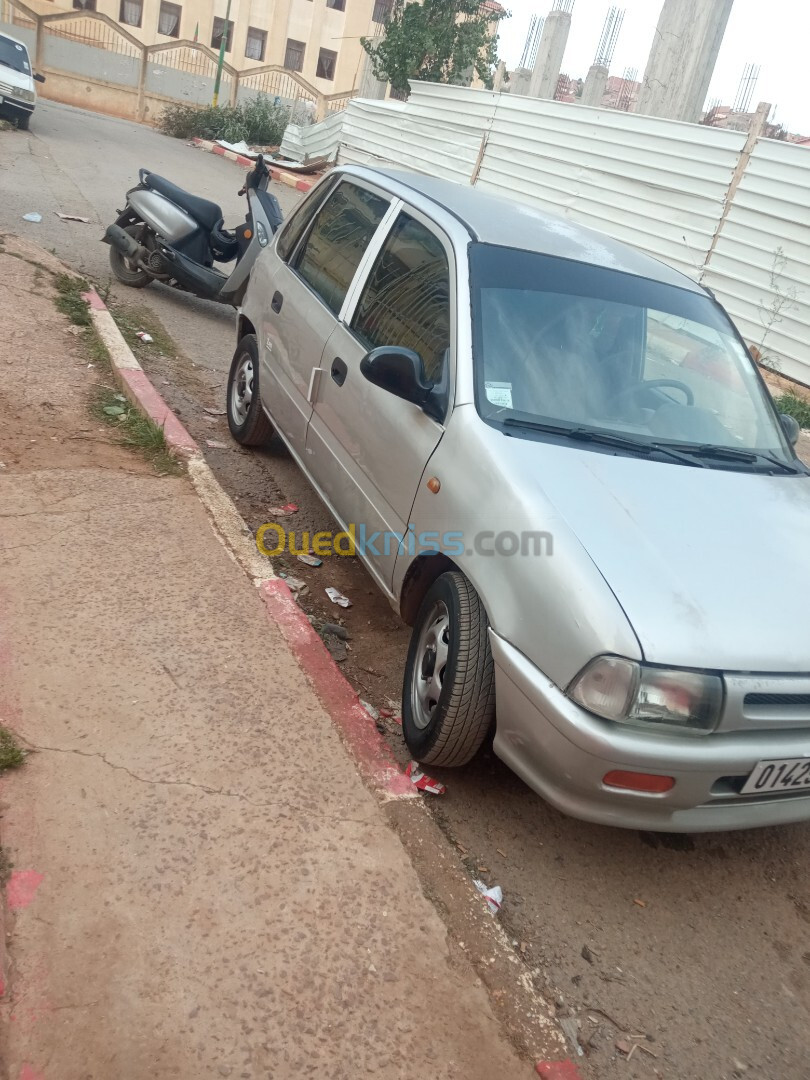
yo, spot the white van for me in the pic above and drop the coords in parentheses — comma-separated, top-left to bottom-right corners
(0, 31, 45, 130)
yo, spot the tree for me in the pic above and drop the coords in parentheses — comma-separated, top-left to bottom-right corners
(361, 0, 509, 98)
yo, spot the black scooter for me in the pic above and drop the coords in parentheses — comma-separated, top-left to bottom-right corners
(103, 156, 283, 307)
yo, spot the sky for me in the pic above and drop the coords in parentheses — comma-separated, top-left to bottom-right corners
(496, 1, 810, 134)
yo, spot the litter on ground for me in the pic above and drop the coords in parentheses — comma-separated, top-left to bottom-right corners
(297, 554, 322, 568)
(405, 761, 446, 796)
(55, 212, 91, 223)
(360, 701, 379, 721)
(215, 139, 260, 158)
(203, 406, 226, 416)
(473, 878, 503, 916)
(205, 439, 229, 450)
(22, 212, 42, 223)
(135, 332, 153, 343)
(325, 587, 351, 608)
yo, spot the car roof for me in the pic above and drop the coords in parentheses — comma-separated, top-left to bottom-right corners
(0, 31, 29, 49)
(340, 165, 703, 295)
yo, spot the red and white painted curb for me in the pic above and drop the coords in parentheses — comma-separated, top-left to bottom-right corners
(191, 138, 318, 193)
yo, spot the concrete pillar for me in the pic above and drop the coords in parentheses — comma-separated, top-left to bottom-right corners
(357, 36, 387, 99)
(581, 63, 608, 108)
(509, 68, 533, 96)
(529, 10, 572, 100)
(493, 60, 507, 92)
(636, 0, 735, 123)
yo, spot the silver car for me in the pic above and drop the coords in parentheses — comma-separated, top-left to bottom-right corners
(228, 165, 810, 832)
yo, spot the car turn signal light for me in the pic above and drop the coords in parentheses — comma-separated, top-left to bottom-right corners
(603, 770, 676, 794)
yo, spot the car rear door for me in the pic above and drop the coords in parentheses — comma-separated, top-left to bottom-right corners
(304, 206, 455, 593)
(252, 177, 391, 461)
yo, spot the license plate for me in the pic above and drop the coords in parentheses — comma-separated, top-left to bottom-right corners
(741, 758, 810, 795)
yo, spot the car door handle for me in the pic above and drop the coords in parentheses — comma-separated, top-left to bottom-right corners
(331, 357, 348, 387)
(271, 291, 283, 313)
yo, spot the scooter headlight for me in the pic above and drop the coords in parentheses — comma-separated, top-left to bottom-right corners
(256, 221, 269, 247)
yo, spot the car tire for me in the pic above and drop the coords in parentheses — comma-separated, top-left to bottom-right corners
(403, 571, 495, 767)
(17, 112, 30, 131)
(226, 334, 274, 446)
(108, 224, 152, 289)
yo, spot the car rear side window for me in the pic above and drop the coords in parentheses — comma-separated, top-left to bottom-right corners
(276, 176, 338, 263)
(293, 182, 389, 315)
(352, 213, 451, 382)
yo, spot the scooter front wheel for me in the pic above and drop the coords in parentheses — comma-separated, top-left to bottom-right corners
(109, 224, 152, 289)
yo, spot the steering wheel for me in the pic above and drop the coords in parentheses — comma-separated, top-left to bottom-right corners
(609, 378, 695, 410)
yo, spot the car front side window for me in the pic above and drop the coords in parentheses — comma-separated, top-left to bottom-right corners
(351, 212, 451, 383)
(293, 181, 390, 315)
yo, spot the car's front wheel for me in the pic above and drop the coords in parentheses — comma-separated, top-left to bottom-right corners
(226, 334, 274, 446)
(402, 571, 495, 766)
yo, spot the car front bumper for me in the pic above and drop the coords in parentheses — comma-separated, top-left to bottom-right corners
(0, 96, 33, 120)
(490, 631, 810, 832)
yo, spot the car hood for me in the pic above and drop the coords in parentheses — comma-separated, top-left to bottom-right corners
(509, 439, 810, 672)
(0, 64, 32, 92)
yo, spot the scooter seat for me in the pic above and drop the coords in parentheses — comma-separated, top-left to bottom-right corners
(142, 172, 223, 232)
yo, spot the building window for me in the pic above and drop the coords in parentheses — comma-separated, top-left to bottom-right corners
(119, 0, 142, 27)
(158, 0, 181, 37)
(372, 0, 392, 22)
(326, 0, 346, 9)
(72, 0, 97, 10)
(211, 16, 233, 52)
(316, 47, 337, 81)
(284, 38, 305, 72)
(245, 26, 266, 62)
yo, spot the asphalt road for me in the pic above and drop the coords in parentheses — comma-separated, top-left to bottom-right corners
(2, 100, 809, 1080)
(0, 99, 302, 378)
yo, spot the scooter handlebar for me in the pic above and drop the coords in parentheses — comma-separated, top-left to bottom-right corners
(238, 155, 270, 197)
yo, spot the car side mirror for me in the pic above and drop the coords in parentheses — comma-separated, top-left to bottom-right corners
(360, 346, 437, 412)
(34, 72, 46, 83)
(780, 413, 801, 447)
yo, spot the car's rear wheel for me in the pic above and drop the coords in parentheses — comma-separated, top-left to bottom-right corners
(402, 571, 495, 766)
(109, 224, 152, 289)
(227, 334, 274, 446)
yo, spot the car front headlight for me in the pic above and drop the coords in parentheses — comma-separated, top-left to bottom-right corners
(568, 656, 723, 733)
(17, 88, 35, 103)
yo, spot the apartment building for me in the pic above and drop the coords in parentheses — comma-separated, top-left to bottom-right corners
(62, 0, 395, 93)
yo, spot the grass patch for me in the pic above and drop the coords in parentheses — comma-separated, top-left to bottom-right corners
(92, 387, 183, 476)
(775, 391, 810, 431)
(51, 273, 111, 371)
(54, 272, 92, 327)
(0, 727, 24, 773)
(110, 302, 176, 359)
(158, 97, 290, 145)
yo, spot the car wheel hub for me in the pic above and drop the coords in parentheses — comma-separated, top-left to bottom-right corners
(411, 601, 450, 731)
(232, 355, 254, 424)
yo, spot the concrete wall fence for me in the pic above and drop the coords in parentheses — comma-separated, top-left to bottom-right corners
(0, 0, 354, 125)
(333, 83, 810, 386)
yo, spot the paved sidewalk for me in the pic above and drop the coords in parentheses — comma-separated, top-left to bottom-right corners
(0, 239, 526, 1079)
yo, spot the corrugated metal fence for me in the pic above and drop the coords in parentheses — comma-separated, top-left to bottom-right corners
(334, 83, 810, 385)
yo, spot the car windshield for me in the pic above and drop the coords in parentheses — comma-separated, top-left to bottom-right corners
(0, 35, 31, 75)
(470, 244, 793, 466)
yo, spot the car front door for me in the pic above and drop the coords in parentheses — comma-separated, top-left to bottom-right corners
(305, 208, 455, 593)
(253, 177, 391, 461)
